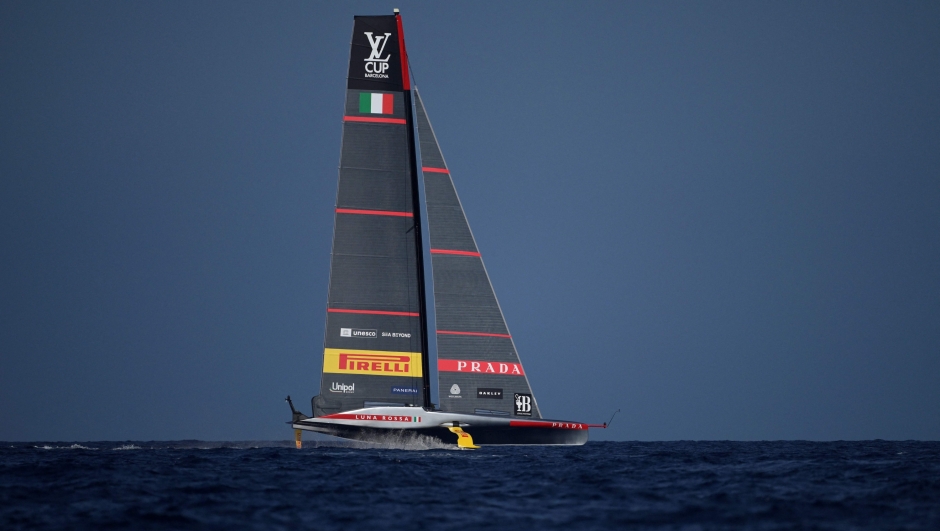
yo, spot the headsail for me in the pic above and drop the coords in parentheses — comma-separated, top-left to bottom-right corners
(414, 89, 542, 419)
(315, 15, 430, 416)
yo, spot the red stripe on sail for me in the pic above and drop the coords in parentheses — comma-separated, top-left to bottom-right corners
(335, 208, 413, 217)
(422, 167, 449, 174)
(438, 359, 525, 375)
(396, 14, 410, 90)
(343, 116, 406, 124)
(382, 93, 394, 115)
(430, 249, 480, 257)
(437, 330, 511, 338)
(328, 308, 419, 317)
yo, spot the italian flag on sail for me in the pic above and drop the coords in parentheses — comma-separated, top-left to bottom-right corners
(359, 92, 394, 115)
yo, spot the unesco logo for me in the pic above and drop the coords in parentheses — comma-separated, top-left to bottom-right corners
(340, 328, 376, 338)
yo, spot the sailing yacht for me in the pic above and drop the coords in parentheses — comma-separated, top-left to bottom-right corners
(286, 11, 605, 447)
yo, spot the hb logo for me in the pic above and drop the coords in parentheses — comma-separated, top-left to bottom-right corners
(514, 393, 532, 416)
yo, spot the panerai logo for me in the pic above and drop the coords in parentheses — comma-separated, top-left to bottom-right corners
(364, 32, 391, 78)
(330, 382, 355, 394)
(514, 393, 532, 416)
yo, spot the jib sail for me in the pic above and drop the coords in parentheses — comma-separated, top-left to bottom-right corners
(315, 14, 430, 416)
(414, 88, 541, 419)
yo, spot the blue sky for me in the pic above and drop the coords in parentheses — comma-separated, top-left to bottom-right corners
(1, 1, 938, 441)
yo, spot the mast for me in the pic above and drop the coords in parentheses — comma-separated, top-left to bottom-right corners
(395, 11, 433, 408)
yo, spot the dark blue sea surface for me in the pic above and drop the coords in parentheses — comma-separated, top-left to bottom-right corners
(1, 440, 938, 530)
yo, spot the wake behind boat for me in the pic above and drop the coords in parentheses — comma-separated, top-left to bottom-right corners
(288, 11, 604, 448)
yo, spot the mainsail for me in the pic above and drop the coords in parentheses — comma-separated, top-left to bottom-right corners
(315, 14, 430, 416)
(414, 89, 542, 419)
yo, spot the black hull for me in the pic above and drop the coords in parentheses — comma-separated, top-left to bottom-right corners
(295, 420, 588, 446)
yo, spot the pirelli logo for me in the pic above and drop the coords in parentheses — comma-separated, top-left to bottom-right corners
(323, 348, 422, 377)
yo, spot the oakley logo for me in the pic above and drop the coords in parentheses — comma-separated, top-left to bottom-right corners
(477, 388, 503, 399)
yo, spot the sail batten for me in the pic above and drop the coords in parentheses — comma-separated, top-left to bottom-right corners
(438, 330, 512, 338)
(335, 208, 414, 217)
(343, 116, 408, 124)
(430, 249, 481, 257)
(414, 89, 542, 419)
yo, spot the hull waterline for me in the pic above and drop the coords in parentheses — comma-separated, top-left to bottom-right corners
(291, 406, 592, 446)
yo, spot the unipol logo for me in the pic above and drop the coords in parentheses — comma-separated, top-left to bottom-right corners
(330, 382, 355, 394)
(364, 32, 392, 78)
(514, 393, 533, 416)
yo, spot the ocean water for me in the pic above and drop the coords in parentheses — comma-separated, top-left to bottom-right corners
(1, 440, 938, 530)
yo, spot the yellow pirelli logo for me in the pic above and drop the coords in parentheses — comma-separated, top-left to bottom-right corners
(322, 348, 422, 377)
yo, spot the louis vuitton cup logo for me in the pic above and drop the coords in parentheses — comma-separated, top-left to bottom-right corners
(365, 32, 391, 61)
(364, 32, 392, 78)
